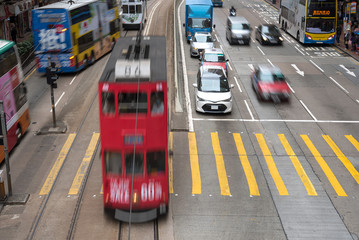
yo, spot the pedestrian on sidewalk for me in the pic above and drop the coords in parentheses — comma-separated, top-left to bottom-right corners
(10, 24, 17, 43)
(336, 24, 342, 43)
(351, 31, 356, 51)
(344, 28, 350, 49)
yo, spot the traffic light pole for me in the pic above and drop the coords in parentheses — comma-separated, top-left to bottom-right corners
(50, 84, 56, 128)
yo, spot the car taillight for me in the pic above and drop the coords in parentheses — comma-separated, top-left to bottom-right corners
(69, 56, 75, 67)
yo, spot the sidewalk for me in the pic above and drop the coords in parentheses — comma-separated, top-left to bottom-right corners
(264, 0, 359, 62)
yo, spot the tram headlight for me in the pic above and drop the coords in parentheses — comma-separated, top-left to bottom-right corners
(132, 191, 139, 204)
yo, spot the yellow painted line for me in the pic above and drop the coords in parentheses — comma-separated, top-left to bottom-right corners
(211, 132, 231, 196)
(169, 132, 174, 194)
(24, 68, 37, 82)
(39, 134, 76, 195)
(188, 132, 201, 195)
(323, 135, 359, 185)
(256, 134, 288, 195)
(100, 184, 103, 195)
(332, 46, 343, 54)
(278, 134, 317, 196)
(233, 133, 259, 196)
(68, 133, 100, 195)
(346, 135, 359, 152)
(301, 135, 347, 197)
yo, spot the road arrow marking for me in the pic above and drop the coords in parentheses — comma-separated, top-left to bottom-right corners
(339, 65, 356, 77)
(291, 64, 305, 76)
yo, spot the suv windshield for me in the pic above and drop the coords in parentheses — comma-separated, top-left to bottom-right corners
(204, 53, 225, 62)
(194, 35, 213, 42)
(262, 25, 280, 34)
(232, 23, 250, 30)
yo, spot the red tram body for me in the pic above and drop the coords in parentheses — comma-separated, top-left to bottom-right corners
(98, 36, 168, 222)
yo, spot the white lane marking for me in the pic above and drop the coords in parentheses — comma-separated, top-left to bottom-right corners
(356, 100, 359, 104)
(309, 60, 324, 72)
(174, 0, 183, 113)
(191, 118, 359, 123)
(299, 100, 317, 121)
(144, 0, 163, 35)
(287, 82, 295, 93)
(282, 35, 291, 42)
(244, 100, 254, 120)
(291, 64, 304, 76)
(267, 59, 274, 66)
(329, 77, 349, 94)
(339, 65, 356, 77)
(294, 46, 305, 56)
(220, 44, 224, 51)
(234, 76, 242, 92)
(215, 33, 219, 41)
(178, 0, 193, 131)
(70, 75, 77, 85)
(228, 62, 233, 71)
(257, 46, 265, 55)
(248, 64, 254, 71)
(50, 92, 65, 112)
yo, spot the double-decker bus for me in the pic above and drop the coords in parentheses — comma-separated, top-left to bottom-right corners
(32, 0, 121, 73)
(99, 36, 168, 222)
(0, 40, 30, 163)
(279, 0, 337, 44)
(121, 0, 146, 30)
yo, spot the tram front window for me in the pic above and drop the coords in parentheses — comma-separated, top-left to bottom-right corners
(125, 152, 144, 176)
(147, 151, 165, 176)
(105, 151, 122, 174)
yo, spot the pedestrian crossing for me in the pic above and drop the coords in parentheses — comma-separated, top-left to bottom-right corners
(38, 132, 359, 198)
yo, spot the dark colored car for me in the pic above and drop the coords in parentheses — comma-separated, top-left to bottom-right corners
(251, 64, 290, 102)
(256, 24, 283, 45)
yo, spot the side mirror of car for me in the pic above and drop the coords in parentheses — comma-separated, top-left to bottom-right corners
(183, 23, 185, 27)
(213, 24, 216, 29)
(230, 84, 234, 89)
(193, 83, 198, 88)
(226, 59, 229, 62)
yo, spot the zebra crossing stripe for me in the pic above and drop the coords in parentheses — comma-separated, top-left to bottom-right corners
(188, 132, 201, 195)
(256, 134, 288, 196)
(233, 133, 259, 196)
(301, 135, 347, 197)
(323, 135, 359, 185)
(345, 135, 359, 152)
(278, 134, 317, 196)
(211, 132, 231, 196)
(68, 133, 100, 195)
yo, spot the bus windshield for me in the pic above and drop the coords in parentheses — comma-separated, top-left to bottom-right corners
(307, 0, 336, 17)
(306, 18, 335, 34)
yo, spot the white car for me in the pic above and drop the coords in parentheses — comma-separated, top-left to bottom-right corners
(190, 32, 215, 57)
(193, 65, 234, 113)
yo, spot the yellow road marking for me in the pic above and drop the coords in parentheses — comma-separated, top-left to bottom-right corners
(346, 135, 359, 152)
(24, 68, 37, 82)
(211, 132, 231, 196)
(68, 133, 100, 195)
(301, 135, 347, 197)
(256, 134, 288, 195)
(169, 132, 174, 194)
(233, 133, 259, 196)
(39, 134, 76, 195)
(100, 184, 103, 195)
(188, 132, 201, 195)
(323, 135, 359, 184)
(278, 134, 317, 196)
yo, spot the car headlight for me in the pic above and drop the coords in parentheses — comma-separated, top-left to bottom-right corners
(193, 47, 197, 50)
(262, 35, 268, 41)
(279, 37, 283, 41)
(197, 96, 206, 101)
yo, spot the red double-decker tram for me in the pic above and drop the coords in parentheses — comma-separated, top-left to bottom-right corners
(98, 36, 168, 222)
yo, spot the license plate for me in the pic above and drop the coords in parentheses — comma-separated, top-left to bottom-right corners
(211, 105, 218, 110)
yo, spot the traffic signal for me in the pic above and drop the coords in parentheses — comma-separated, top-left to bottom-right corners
(46, 62, 58, 88)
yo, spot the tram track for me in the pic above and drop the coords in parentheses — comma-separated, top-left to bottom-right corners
(118, 220, 159, 240)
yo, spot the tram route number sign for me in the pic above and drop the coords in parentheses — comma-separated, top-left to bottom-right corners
(124, 135, 143, 145)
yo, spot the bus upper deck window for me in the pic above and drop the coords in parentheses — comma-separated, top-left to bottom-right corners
(102, 92, 115, 115)
(151, 92, 164, 115)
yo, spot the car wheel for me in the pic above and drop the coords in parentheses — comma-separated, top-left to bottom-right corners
(297, 32, 300, 42)
(16, 125, 22, 141)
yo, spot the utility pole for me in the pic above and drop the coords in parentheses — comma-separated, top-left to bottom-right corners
(46, 57, 58, 128)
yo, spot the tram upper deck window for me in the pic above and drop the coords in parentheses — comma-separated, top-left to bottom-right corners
(125, 152, 144, 175)
(105, 151, 123, 174)
(136, 4, 142, 13)
(118, 92, 147, 114)
(129, 5, 135, 14)
(102, 92, 115, 115)
(150, 92, 164, 115)
(147, 151, 165, 176)
(123, 5, 128, 13)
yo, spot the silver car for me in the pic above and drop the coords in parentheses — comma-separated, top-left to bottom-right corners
(226, 16, 252, 45)
(193, 65, 234, 113)
(190, 32, 215, 57)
